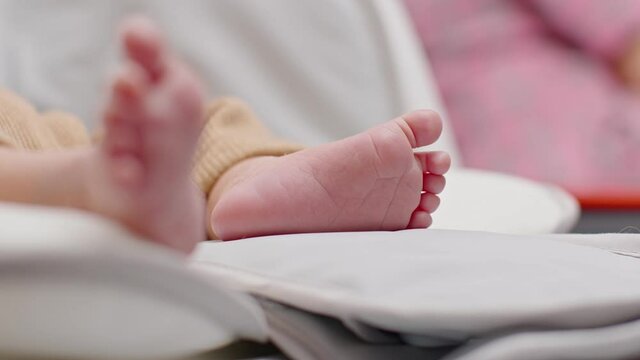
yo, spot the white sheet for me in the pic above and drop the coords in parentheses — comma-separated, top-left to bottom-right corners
(192, 229, 640, 359)
(0, 201, 632, 359)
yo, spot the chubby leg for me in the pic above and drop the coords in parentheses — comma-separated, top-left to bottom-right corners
(208, 110, 451, 240)
(0, 18, 205, 254)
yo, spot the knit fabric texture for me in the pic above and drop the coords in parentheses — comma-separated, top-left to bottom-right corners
(0, 89, 303, 196)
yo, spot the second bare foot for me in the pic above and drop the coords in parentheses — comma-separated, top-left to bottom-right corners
(82, 17, 205, 253)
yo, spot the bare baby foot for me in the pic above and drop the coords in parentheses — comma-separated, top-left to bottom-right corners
(209, 110, 451, 240)
(82, 17, 205, 253)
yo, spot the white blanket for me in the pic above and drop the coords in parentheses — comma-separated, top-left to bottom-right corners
(192, 229, 640, 360)
(0, 202, 636, 359)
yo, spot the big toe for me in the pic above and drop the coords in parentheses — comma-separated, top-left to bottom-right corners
(120, 16, 167, 80)
(396, 110, 443, 148)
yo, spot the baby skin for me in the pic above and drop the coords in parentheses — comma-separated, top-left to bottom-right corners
(208, 112, 451, 240)
(105, 18, 451, 244)
(0, 18, 451, 253)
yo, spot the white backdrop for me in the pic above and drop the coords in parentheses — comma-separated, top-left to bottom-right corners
(0, 0, 459, 160)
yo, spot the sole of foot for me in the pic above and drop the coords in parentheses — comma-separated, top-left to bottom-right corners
(210, 110, 451, 240)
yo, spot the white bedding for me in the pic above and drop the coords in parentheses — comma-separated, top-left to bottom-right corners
(192, 229, 640, 360)
(0, 202, 635, 359)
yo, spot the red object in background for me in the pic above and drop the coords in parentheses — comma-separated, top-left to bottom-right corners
(572, 188, 640, 210)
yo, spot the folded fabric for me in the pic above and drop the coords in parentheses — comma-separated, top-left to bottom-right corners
(191, 229, 640, 360)
(0, 200, 632, 359)
(259, 298, 457, 360)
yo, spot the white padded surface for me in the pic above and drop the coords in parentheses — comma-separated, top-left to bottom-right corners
(192, 230, 640, 337)
(0, 203, 266, 360)
(0, 202, 633, 360)
(192, 230, 640, 359)
(433, 169, 580, 234)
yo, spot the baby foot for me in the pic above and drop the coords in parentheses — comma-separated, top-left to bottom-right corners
(209, 110, 450, 240)
(82, 17, 205, 253)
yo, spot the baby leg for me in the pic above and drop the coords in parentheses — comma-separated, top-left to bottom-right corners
(0, 18, 206, 254)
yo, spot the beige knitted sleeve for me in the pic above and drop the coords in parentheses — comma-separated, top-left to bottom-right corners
(0, 89, 303, 199)
(192, 97, 304, 196)
(40, 111, 92, 148)
(0, 89, 91, 150)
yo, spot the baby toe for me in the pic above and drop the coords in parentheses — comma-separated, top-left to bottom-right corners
(417, 151, 451, 175)
(407, 210, 433, 229)
(423, 174, 446, 194)
(419, 192, 441, 213)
